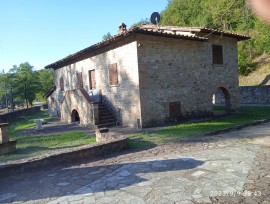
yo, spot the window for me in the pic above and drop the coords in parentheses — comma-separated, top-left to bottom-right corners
(89, 70, 96, 89)
(76, 72, 83, 88)
(109, 63, 118, 85)
(60, 77, 64, 91)
(212, 45, 223, 64)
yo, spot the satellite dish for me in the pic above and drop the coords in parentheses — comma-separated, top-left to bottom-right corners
(150, 12, 160, 25)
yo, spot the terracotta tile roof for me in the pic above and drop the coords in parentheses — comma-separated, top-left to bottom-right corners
(140, 25, 250, 41)
(45, 25, 249, 70)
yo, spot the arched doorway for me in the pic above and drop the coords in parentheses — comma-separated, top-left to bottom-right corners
(71, 109, 80, 122)
(212, 87, 231, 116)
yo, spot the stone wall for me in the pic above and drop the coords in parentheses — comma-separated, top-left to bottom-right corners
(137, 34, 239, 127)
(60, 89, 94, 125)
(47, 94, 59, 117)
(54, 39, 141, 127)
(215, 85, 270, 104)
(0, 137, 128, 177)
(51, 33, 241, 128)
(0, 107, 41, 123)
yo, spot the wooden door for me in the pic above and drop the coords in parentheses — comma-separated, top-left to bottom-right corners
(89, 70, 96, 89)
(169, 102, 181, 121)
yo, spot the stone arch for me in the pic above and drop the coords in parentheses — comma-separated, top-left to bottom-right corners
(71, 109, 80, 122)
(212, 86, 231, 114)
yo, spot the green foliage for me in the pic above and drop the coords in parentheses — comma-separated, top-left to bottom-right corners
(238, 42, 254, 75)
(253, 19, 270, 54)
(36, 69, 54, 102)
(160, 0, 270, 75)
(9, 62, 41, 107)
(102, 32, 112, 40)
(0, 63, 53, 106)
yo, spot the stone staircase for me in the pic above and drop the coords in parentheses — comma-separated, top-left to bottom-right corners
(96, 103, 117, 128)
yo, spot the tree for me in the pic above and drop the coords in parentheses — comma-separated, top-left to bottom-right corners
(36, 69, 54, 102)
(0, 72, 13, 108)
(131, 18, 150, 28)
(102, 32, 112, 41)
(9, 62, 41, 108)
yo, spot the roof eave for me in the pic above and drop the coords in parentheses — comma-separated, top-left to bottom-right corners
(45, 28, 208, 70)
(198, 28, 250, 41)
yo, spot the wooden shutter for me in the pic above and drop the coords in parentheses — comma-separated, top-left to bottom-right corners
(60, 77, 64, 91)
(89, 70, 96, 89)
(77, 72, 83, 88)
(212, 45, 223, 64)
(169, 102, 181, 121)
(109, 63, 118, 85)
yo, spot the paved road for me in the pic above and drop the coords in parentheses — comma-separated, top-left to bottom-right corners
(1, 123, 270, 204)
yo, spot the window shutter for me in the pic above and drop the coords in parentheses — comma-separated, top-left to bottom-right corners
(212, 45, 223, 64)
(76, 72, 83, 88)
(89, 70, 96, 89)
(109, 63, 118, 85)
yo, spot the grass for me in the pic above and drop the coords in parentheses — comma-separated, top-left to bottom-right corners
(2, 106, 270, 162)
(9, 110, 51, 134)
(0, 110, 95, 163)
(239, 54, 270, 86)
(128, 106, 270, 149)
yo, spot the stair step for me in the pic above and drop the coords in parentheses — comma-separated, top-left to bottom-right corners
(99, 115, 115, 120)
(98, 112, 114, 118)
(98, 118, 116, 124)
(99, 110, 113, 114)
(98, 106, 107, 110)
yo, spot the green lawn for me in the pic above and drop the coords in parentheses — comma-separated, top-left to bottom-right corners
(2, 106, 270, 162)
(128, 106, 270, 148)
(0, 110, 95, 163)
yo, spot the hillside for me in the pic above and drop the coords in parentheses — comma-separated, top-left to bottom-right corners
(239, 55, 270, 86)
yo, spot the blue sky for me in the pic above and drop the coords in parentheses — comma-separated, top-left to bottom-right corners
(0, 0, 168, 72)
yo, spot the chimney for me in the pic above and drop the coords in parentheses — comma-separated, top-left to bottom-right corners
(118, 23, 127, 34)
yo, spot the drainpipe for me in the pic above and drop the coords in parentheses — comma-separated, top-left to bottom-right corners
(116, 108, 121, 126)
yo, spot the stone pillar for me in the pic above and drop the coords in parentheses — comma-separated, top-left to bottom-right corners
(33, 119, 44, 130)
(95, 128, 123, 143)
(0, 123, 17, 155)
(0, 123, 9, 144)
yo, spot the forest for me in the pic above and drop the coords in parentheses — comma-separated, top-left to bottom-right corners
(160, 0, 270, 76)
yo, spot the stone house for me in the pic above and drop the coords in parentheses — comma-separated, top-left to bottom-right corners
(45, 25, 249, 128)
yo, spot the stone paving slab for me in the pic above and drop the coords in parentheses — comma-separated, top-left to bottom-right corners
(0, 144, 260, 204)
(0, 122, 270, 204)
(44, 145, 259, 204)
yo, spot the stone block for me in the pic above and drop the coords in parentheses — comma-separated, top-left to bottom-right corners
(33, 119, 44, 131)
(0, 123, 9, 144)
(95, 128, 124, 142)
(0, 140, 17, 155)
